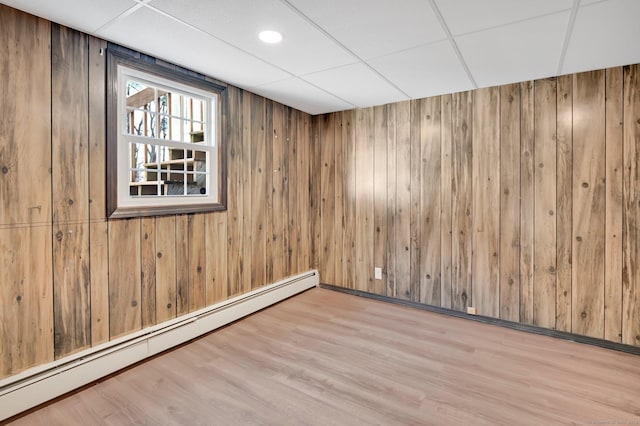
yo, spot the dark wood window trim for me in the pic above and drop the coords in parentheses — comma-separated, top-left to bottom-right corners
(106, 46, 227, 218)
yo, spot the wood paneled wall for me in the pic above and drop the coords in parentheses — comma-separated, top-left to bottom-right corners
(0, 6, 314, 379)
(317, 67, 640, 347)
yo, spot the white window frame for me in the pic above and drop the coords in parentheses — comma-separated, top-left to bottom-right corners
(106, 49, 226, 218)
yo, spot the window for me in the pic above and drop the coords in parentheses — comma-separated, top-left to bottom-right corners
(107, 49, 226, 218)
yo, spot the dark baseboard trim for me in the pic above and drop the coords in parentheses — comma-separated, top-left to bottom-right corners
(320, 283, 640, 357)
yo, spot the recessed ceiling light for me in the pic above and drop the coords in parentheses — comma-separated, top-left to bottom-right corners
(259, 30, 283, 44)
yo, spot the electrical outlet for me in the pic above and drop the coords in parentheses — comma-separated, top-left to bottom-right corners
(374, 267, 383, 280)
(467, 306, 477, 315)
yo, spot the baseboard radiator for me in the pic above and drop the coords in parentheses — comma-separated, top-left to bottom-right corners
(0, 270, 319, 421)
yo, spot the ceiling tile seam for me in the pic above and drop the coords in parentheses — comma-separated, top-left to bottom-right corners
(278, 0, 412, 101)
(427, 0, 477, 89)
(94, 2, 146, 34)
(363, 37, 449, 63)
(132, 3, 299, 81)
(288, 76, 358, 110)
(451, 8, 573, 39)
(556, 0, 581, 75)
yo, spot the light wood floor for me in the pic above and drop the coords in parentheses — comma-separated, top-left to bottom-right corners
(7, 288, 640, 425)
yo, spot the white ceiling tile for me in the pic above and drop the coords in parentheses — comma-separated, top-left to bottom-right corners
(369, 40, 474, 99)
(435, 0, 573, 36)
(1, 0, 135, 32)
(456, 11, 570, 88)
(251, 78, 353, 115)
(302, 63, 407, 108)
(562, 0, 640, 74)
(150, 0, 355, 76)
(96, 6, 289, 88)
(287, 0, 446, 59)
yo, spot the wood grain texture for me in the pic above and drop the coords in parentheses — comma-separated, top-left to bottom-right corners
(333, 112, 345, 287)
(310, 116, 322, 274)
(385, 105, 397, 297)
(0, 5, 51, 227)
(155, 215, 177, 323)
(108, 219, 141, 339)
(409, 100, 421, 302)
(472, 87, 500, 317)
(89, 221, 109, 345)
(0, 226, 53, 379)
(556, 74, 573, 332)
(51, 25, 90, 358)
(395, 101, 411, 300)
(225, 86, 243, 297)
(241, 90, 253, 294)
(440, 95, 453, 309)
(373, 105, 387, 295)
(419, 97, 441, 306)
(206, 211, 228, 305)
(51, 24, 89, 224)
(499, 84, 521, 322)
(264, 101, 274, 284)
(188, 214, 206, 311)
(286, 108, 300, 276)
(622, 64, 640, 346)
(251, 94, 266, 289)
(88, 37, 107, 220)
(533, 78, 557, 329)
(13, 289, 640, 426)
(520, 81, 535, 325)
(140, 217, 156, 328)
(572, 71, 606, 338)
(451, 91, 473, 311)
(271, 102, 286, 283)
(355, 108, 375, 292)
(604, 67, 623, 342)
(175, 215, 189, 316)
(320, 114, 336, 284)
(342, 111, 356, 289)
(297, 112, 311, 271)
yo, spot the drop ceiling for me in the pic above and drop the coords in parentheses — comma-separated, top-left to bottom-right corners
(3, 0, 639, 115)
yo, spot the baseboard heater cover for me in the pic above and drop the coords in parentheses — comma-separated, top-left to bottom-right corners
(0, 270, 318, 421)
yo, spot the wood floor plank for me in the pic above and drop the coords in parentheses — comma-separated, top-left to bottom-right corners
(11, 288, 640, 426)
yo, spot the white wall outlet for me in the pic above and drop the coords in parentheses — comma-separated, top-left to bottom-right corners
(374, 267, 383, 280)
(467, 306, 477, 315)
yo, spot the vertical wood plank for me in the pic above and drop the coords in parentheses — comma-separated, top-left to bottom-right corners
(155, 215, 177, 323)
(89, 221, 109, 345)
(604, 67, 624, 342)
(286, 107, 299, 275)
(108, 219, 141, 339)
(451, 91, 473, 311)
(0, 226, 53, 378)
(310, 116, 322, 274)
(188, 213, 206, 311)
(355, 108, 375, 292)
(396, 101, 412, 300)
(342, 111, 356, 289)
(51, 24, 90, 358)
(242, 91, 253, 294)
(533, 78, 557, 329)
(373, 105, 387, 295)
(472, 87, 500, 317)
(334, 112, 345, 287)
(622, 65, 640, 346)
(140, 217, 156, 328)
(264, 101, 274, 284)
(500, 83, 521, 322)
(0, 6, 51, 227)
(556, 74, 573, 332)
(225, 87, 243, 297)
(175, 215, 189, 315)
(419, 97, 441, 306)
(251, 94, 266, 289)
(410, 100, 421, 302)
(386, 104, 397, 297)
(320, 113, 336, 284)
(297, 113, 311, 271)
(572, 71, 606, 338)
(520, 81, 535, 325)
(206, 211, 228, 305)
(271, 102, 286, 282)
(440, 95, 453, 309)
(87, 36, 109, 345)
